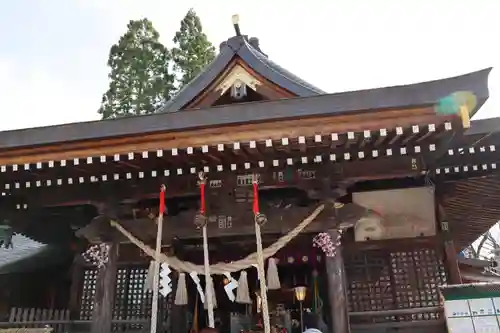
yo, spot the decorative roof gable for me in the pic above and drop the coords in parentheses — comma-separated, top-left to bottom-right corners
(160, 34, 324, 112)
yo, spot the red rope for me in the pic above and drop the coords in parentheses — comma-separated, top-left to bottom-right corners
(159, 185, 166, 215)
(252, 181, 259, 215)
(200, 182, 206, 215)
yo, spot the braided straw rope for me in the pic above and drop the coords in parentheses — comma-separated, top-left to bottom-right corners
(110, 204, 324, 274)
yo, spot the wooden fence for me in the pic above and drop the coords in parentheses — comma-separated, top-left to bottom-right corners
(0, 308, 68, 333)
(0, 308, 150, 333)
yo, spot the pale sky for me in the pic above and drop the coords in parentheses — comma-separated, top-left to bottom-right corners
(0, 0, 498, 131)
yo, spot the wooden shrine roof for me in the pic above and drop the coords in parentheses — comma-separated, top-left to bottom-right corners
(443, 174, 500, 251)
(0, 67, 491, 151)
(0, 234, 69, 274)
(440, 282, 500, 299)
(159, 35, 325, 112)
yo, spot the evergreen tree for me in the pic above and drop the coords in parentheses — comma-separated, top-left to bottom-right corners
(98, 19, 174, 119)
(172, 9, 216, 88)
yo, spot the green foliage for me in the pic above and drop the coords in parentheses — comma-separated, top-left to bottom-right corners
(172, 9, 216, 88)
(98, 10, 216, 119)
(98, 18, 175, 119)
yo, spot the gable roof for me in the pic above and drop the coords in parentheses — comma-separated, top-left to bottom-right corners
(159, 35, 325, 112)
(0, 67, 491, 150)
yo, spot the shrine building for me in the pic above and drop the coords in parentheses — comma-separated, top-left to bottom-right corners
(0, 16, 497, 333)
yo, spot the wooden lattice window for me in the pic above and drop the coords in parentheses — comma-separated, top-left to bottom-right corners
(344, 245, 447, 323)
(80, 265, 170, 329)
(125, 268, 153, 323)
(79, 268, 97, 320)
(114, 268, 129, 320)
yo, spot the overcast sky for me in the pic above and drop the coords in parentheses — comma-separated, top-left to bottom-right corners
(0, 0, 498, 131)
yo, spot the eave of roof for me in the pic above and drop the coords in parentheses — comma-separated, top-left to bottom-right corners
(458, 257, 492, 268)
(159, 35, 325, 113)
(0, 67, 492, 150)
(0, 234, 50, 274)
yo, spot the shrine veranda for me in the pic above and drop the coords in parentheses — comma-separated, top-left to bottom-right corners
(0, 26, 498, 333)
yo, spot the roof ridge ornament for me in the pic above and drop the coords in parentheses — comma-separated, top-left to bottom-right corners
(232, 14, 241, 36)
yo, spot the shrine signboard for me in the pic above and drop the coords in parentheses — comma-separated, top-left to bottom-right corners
(441, 283, 500, 333)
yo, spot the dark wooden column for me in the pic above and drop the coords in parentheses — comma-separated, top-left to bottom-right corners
(325, 228, 350, 333)
(68, 255, 84, 319)
(444, 239, 462, 284)
(435, 190, 462, 285)
(91, 242, 118, 333)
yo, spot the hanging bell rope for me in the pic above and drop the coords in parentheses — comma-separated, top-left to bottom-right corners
(110, 203, 325, 274)
(253, 175, 271, 333)
(151, 185, 166, 333)
(198, 172, 215, 328)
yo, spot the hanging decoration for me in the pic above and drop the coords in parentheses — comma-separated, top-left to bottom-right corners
(235, 271, 252, 304)
(144, 261, 155, 292)
(82, 243, 110, 268)
(175, 272, 188, 305)
(151, 185, 167, 333)
(253, 177, 267, 226)
(223, 272, 238, 302)
(110, 203, 325, 274)
(159, 263, 172, 297)
(194, 172, 208, 229)
(266, 258, 281, 290)
(198, 172, 215, 328)
(204, 275, 217, 309)
(190, 271, 206, 304)
(311, 269, 323, 315)
(252, 174, 271, 333)
(313, 232, 339, 257)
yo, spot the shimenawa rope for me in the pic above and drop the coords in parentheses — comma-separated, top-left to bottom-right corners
(110, 203, 324, 274)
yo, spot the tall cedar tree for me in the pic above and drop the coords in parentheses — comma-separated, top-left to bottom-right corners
(98, 19, 174, 119)
(172, 9, 216, 88)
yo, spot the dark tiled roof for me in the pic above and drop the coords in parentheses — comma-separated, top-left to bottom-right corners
(0, 234, 46, 271)
(0, 68, 491, 150)
(0, 234, 69, 274)
(159, 35, 325, 113)
(458, 257, 493, 268)
(440, 283, 500, 300)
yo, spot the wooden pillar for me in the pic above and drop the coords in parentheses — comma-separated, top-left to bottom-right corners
(325, 229, 350, 333)
(91, 242, 118, 333)
(435, 189, 462, 285)
(444, 239, 462, 284)
(68, 255, 84, 319)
